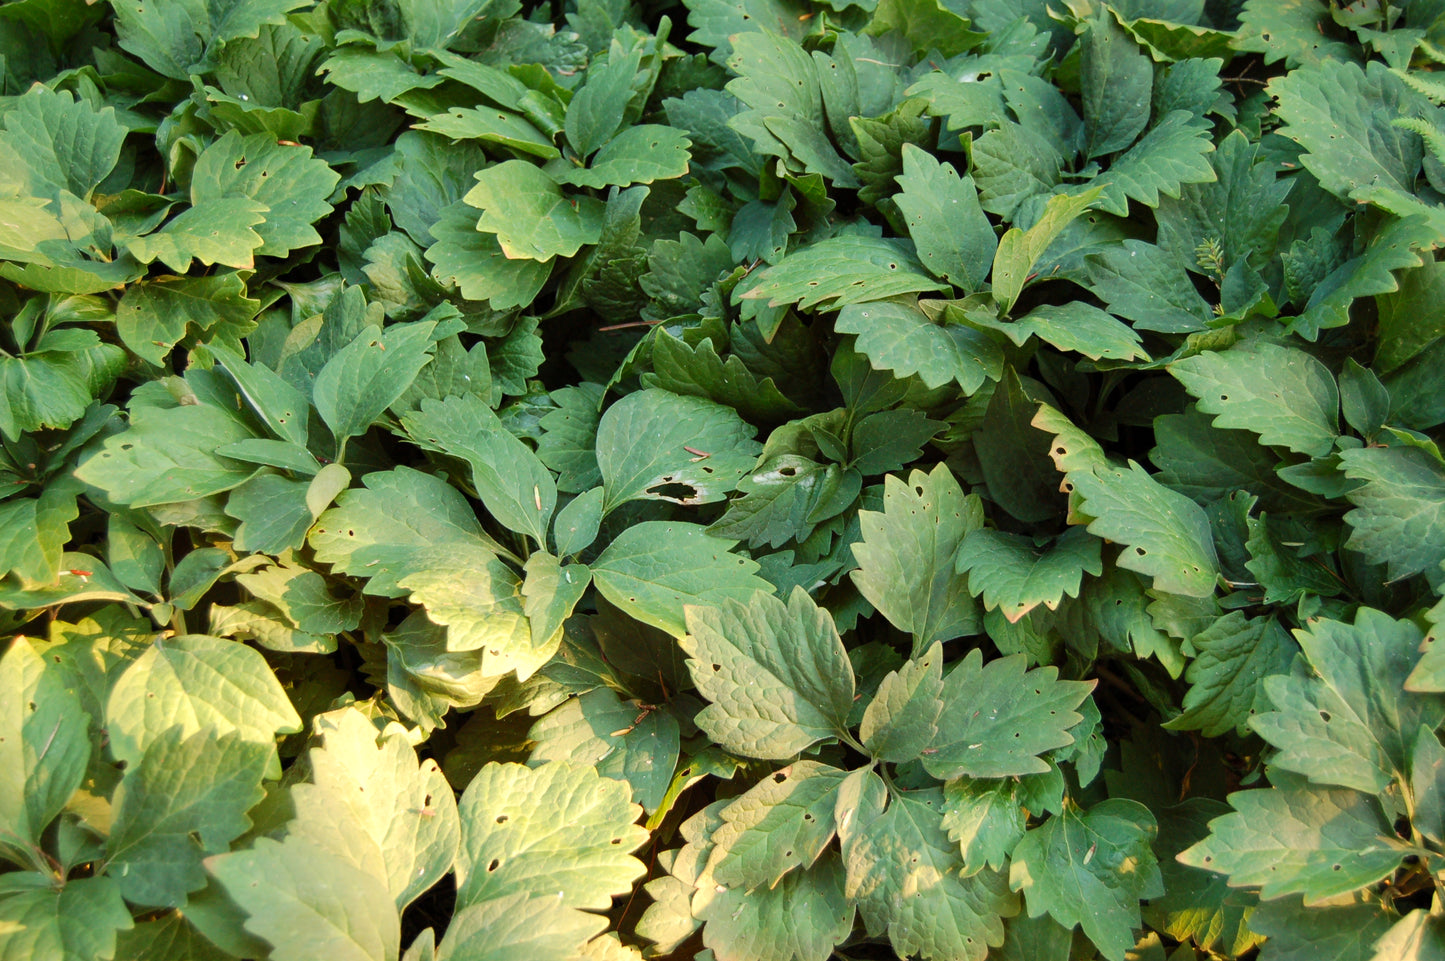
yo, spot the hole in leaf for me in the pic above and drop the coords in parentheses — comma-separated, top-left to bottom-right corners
(648, 481, 700, 502)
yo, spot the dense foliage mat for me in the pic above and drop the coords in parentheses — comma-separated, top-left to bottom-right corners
(6, 0, 1445, 958)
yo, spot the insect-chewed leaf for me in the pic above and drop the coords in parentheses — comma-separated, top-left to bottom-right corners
(1009, 799, 1162, 961)
(709, 761, 850, 890)
(849, 464, 984, 653)
(839, 769, 1016, 961)
(1252, 608, 1444, 794)
(595, 388, 760, 513)
(1177, 772, 1411, 904)
(454, 761, 648, 911)
(681, 587, 854, 760)
(923, 649, 1096, 780)
(0, 638, 91, 865)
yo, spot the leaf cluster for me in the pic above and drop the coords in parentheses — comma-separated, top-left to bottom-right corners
(6, 0, 1445, 960)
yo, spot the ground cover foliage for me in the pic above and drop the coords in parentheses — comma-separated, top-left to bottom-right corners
(7, 0, 1445, 958)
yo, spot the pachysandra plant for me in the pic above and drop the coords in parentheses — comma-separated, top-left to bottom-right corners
(4, 0, 1445, 959)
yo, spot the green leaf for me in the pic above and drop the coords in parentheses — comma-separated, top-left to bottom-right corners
(0, 86, 126, 201)
(454, 761, 647, 910)
(205, 832, 399, 961)
(1370, 908, 1445, 961)
(212, 343, 310, 447)
(522, 551, 589, 648)
(113, 910, 235, 961)
(859, 641, 944, 763)
(1155, 129, 1293, 273)
(558, 125, 693, 189)
(1165, 612, 1297, 737)
(311, 465, 512, 595)
(643, 329, 805, 425)
(0, 638, 90, 866)
(1292, 215, 1433, 339)
(125, 198, 269, 272)
(894, 144, 996, 291)
(75, 403, 258, 508)
(835, 301, 1004, 393)
(709, 760, 849, 890)
(103, 728, 269, 907)
(864, 0, 985, 57)
(190, 131, 340, 258)
(681, 586, 854, 759)
(553, 487, 604, 557)
(293, 707, 461, 911)
(1270, 60, 1439, 229)
(849, 465, 984, 653)
(992, 189, 1102, 315)
(851, 408, 945, 475)
(709, 455, 859, 550)
(725, 32, 858, 187)
(1233, 0, 1358, 67)
(1170, 341, 1339, 457)
(1144, 799, 1262, 958)
(957, 527, 1104, 623)
(940, 777, 1027, 876)
(595, 388, 760, 513)
(105, 634, 302, 775)
(1177, 772, 1410, 903)
(1008, 799, 1162, 961)
(923, 648, 1096, 780)
(528, 687, 680, 815)
(1244, 510, 1344, 604)
(223, 471, 315, 555)
(1376, 257, 1445, 373)
(1065, 460, 1221, 597)
(0, 875, 133, 961)
(111, 0, 310, 80)
(414, 107, 558, 160)
(0, 482, 80, 586)
(1084, 239, 1213, 333)
(464, 161, 606, 261)
(434, 893, 606, 961)
(592, 521, 771, 636)
(1339, 445, 1445, 581)
(424, 203, 553, 309)
(398, 551, 545, 678)
(693, 854, 854, 961)
(565, 38, 642, 158)
(536, 385, 603, 495)
(1151, 407, 1326, 514)
(402, 394, 556, 545)
(1081, 8, 1153, 158)
(1248, 893, 1397, 961)
(839, 771, 1015, 961)
(0, 348, 121, 443)
(971, 302, 1147, 362)
(741, 236, 949, 312)
(106, 514, 164, 597)
(116, 273, 261, 367)
(1253, 608, 1444, 794)
(971, 122, 1064, 221)
(314, 320, 437, 450)
(1084, 111, 1218, 217)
